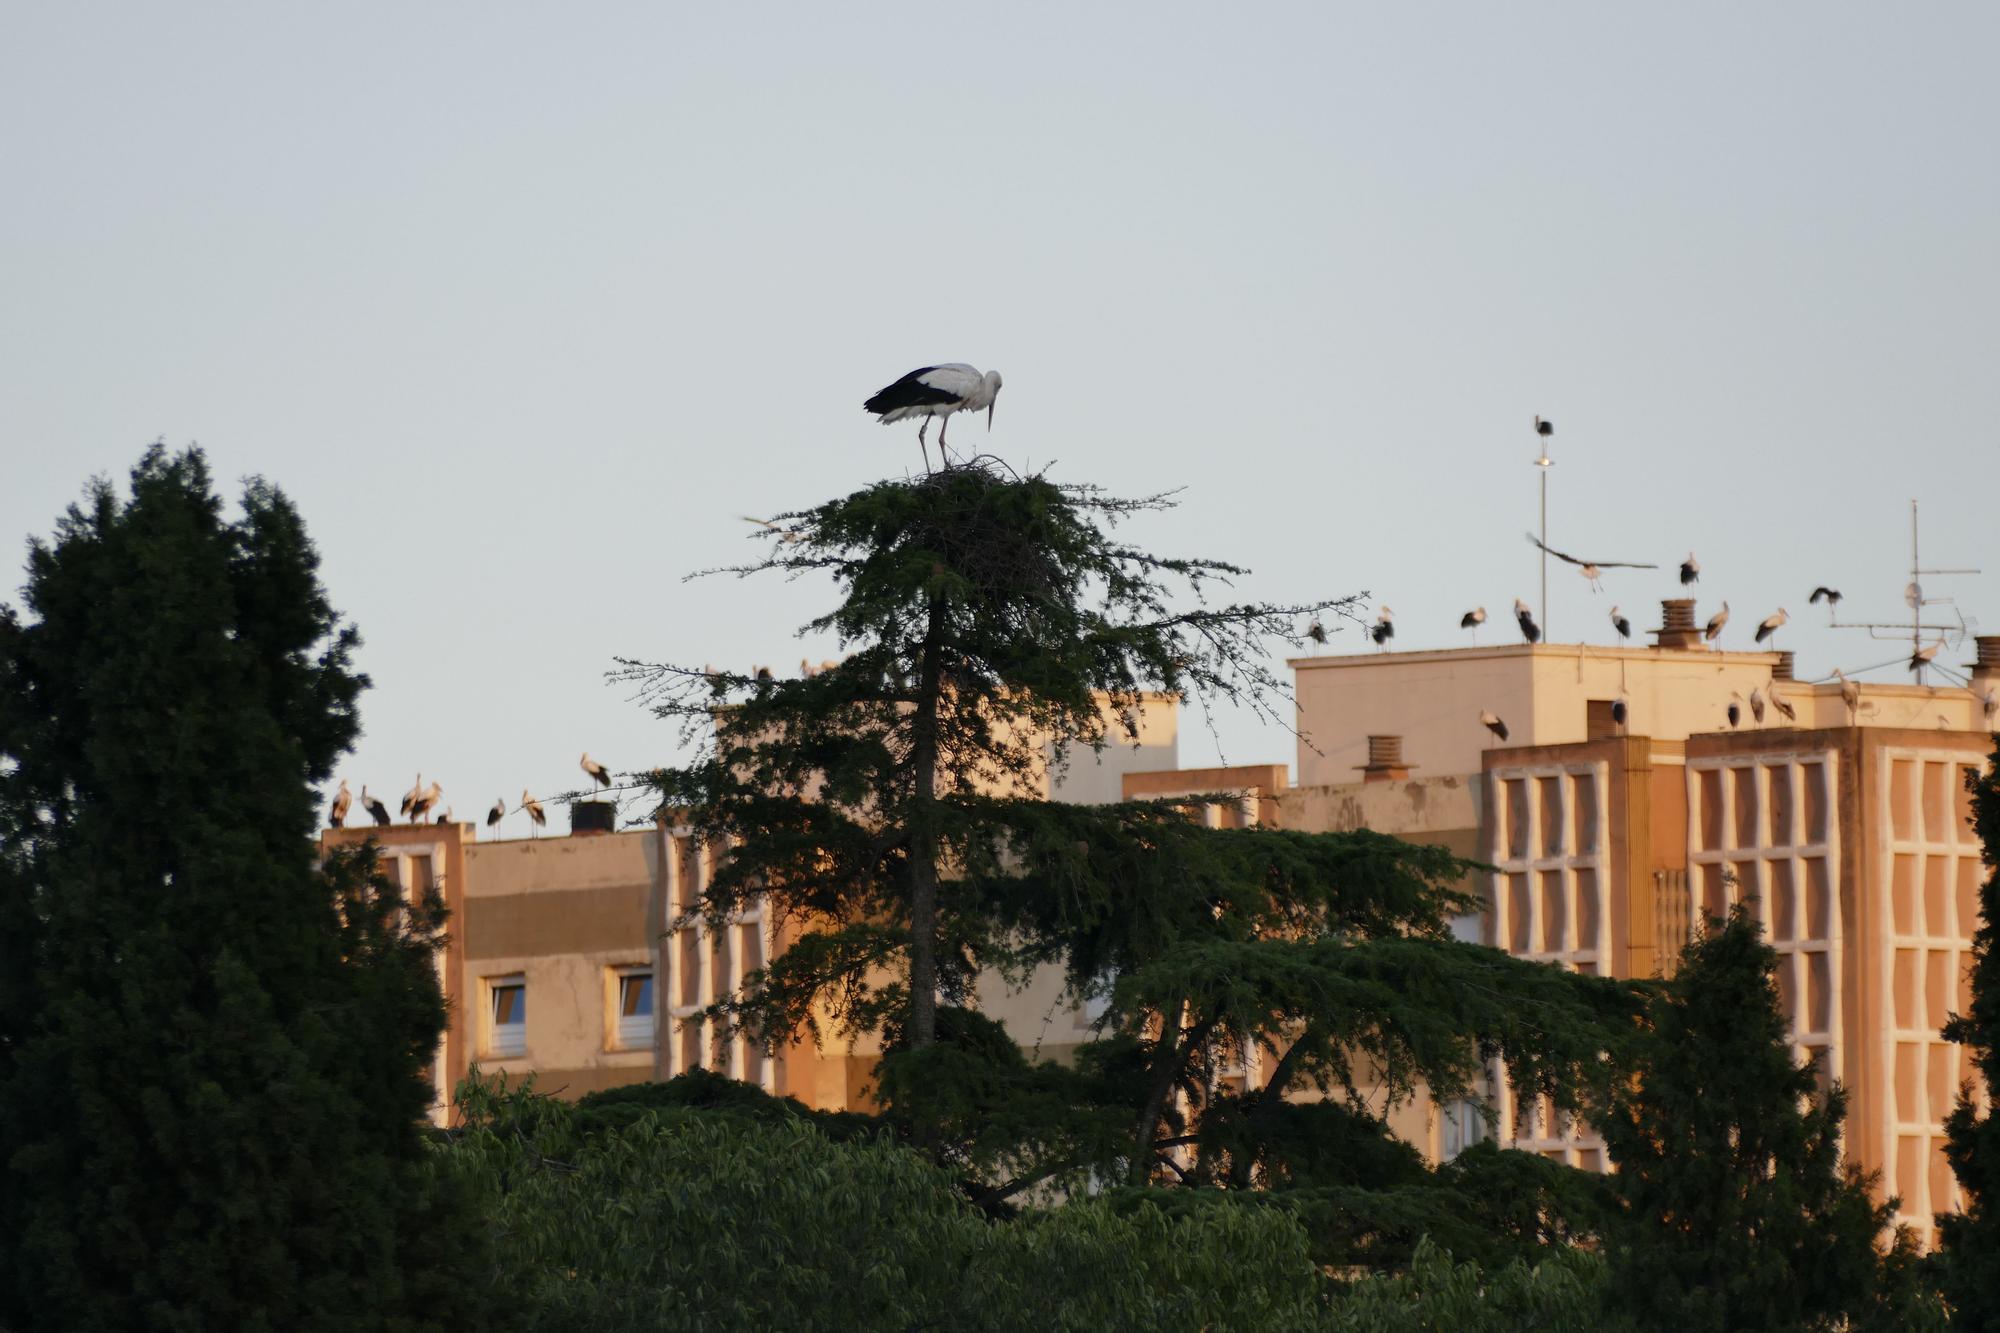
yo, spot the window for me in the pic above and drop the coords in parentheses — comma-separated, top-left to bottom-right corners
(613, 968, 654, 1049)
(486, 976, 526, 1058)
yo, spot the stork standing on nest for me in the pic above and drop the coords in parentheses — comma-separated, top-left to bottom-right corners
(863, 364, 1003, 471)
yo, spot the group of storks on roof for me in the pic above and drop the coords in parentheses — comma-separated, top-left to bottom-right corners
(325, 754, 614, 833)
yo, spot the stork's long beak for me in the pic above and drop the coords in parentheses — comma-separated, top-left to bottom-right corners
(986, 402, 995, 432)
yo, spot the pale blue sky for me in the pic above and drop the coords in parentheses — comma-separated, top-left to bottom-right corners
(4, 4, 1996, 826)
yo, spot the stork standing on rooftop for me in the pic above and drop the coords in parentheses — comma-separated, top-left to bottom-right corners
(1460, 606, 1486, 642)
(487, 797, 506, 830)
(1755, 608, 1788, 644)
(863, 364, 1003, 471)
(522, 790, 546, 837)
(1705, 602, 1730, 642)
(1610, 606, 1631, 639)
(581, 752, 611, 790)
(328, 779, 351, 829)
(1680, 552, 1700, 586)
(1514, 598, 1541, 644)
(409, 781, 441, 824)
(361, 786, 391, 827)
(1371, 606, 1394, 648)
(1833, 669, 1861, 722)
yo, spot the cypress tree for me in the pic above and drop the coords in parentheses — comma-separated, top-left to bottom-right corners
(0, 447, 480, 1330)
(624, 461, 1633, 1262)
(1595, 904, 1923, 1332)
(1940, 739, 2000, 1327)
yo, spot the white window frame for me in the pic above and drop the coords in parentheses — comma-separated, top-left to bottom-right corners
(485, 974, 527, 1059)
(609, 965, 656, 1051)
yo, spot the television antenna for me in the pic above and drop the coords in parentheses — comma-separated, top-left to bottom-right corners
(1828, 501, 1979, 685)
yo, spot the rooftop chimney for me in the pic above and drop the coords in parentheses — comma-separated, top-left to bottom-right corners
(1972, 636, 2000, 686)
(1652, 598, 1706, 652)
(1355, 734, 1414, 783)
(1772, 651, 1796, 681)
(570, 801, 617, 836)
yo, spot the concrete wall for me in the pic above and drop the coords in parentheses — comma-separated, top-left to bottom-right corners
(1046, 692, 1182, 805)
(1291, 644, 1784, 787)
(460, 830, 661, 1100)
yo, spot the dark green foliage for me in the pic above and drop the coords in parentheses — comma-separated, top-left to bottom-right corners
(0, 447, 486, 1331)
(1941, 739, 2000, 1327)
(1595, 904, 1935, 1332)
(620, 461, 1636, 1271)
(447, 1076, 1324, 1331)
(573, 1065, 882, 1142)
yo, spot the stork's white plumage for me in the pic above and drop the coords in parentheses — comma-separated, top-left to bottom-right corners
(522, 790, 546, 835)
(863, 363, 1003, 470)
(1704, 602, 1730, 642)
(400, 774, 422, 820)
(1833, 669, 1861, 721)
(1769, 684, 1797, 724)
(1610, 605, 1630, 639)
(329, 779, 351, 829)
(1514, 598, 1541, 644)
(409, 781, 442, 824)
(1755, 608, 1788, 644)
(581, 752, 611, 790)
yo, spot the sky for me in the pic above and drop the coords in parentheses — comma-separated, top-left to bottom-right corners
(4, 4, 1996, 829)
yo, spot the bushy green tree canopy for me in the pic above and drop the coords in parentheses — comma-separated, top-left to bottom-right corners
(621, 462, 1635, 1267)
(1940, 738, 2000, 1326)
(0, 447, 482, 1330)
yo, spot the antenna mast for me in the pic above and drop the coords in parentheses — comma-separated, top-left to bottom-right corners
(1828, 500, 1980, 684)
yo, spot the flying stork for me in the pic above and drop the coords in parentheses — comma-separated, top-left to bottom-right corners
(328, 779, 352, 829)
(581, 752, 612, 790)
(1704, 602, 1730, 642)
(361, 786, 391, 827)
(1810, 586, 1842, 609)
(1514, 598, 1541, 644)
(1610, 606, 1631, 639)
(522, 790, 547, 837)
(863, 363, 1003, 471)
(1754, 608, 1788, 644)
(1480, 709, 1510, 743)
(1371, 606, 1395, 648)
(742, 516, 802, 545)
(1525, 533, 1658, 592)
(1680, 552, 1700, 586)
(486, 797, 506, 829)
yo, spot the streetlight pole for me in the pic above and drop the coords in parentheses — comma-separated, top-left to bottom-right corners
(1534, 441, 1552, 639)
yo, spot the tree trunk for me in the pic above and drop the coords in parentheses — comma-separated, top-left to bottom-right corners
(1130, 1000, 1216, 1185)
(906, 587, 948, 1051)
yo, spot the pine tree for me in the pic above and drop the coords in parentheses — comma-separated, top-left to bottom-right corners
(1595, 904, 1925, 1332)
(624, 461, 1632, 1261)
(0, 447, 483, 1330)
(1940, 739, 2000, 1327)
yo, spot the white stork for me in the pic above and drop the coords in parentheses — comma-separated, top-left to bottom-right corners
(1611, 697, 1628, 727)
(1749, 686, 1766, 725)
(1480, 709, 1510, 743)
(399, 774, 422, 821)
(1371, 606, 1395, 648)
(1680, 552, 1700, 586)
(360, 785, 391, 827)
(1727, 693, 1743, 729)
(1534, 416, 1553, 438)
(1810, 586, 1841, 609)
(522, 790, 547, 837)
(1460, 606, 1486, 640)
(581, 752, 612, 790)
(1305, 617, 1328, 649)
(1514, 598, 1541, 644)
(1978, 686, 1997, 724)
(1525, 533, 1658, 592)
(1754, 608, 1788, 644)
(486, 797, 506, 829)
(1833, 669, 1861, 722)
(1909, 636, 1946, 675)
(863, 363, 1003, 470)
(1704, 602, 1730, 642)
(328, 779, 352, 829)
(742, 516, 802, 545)
(409, 781, 442, 824)
(1610, 606, 1631, 639)
(1769, 684, 1797, 724)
